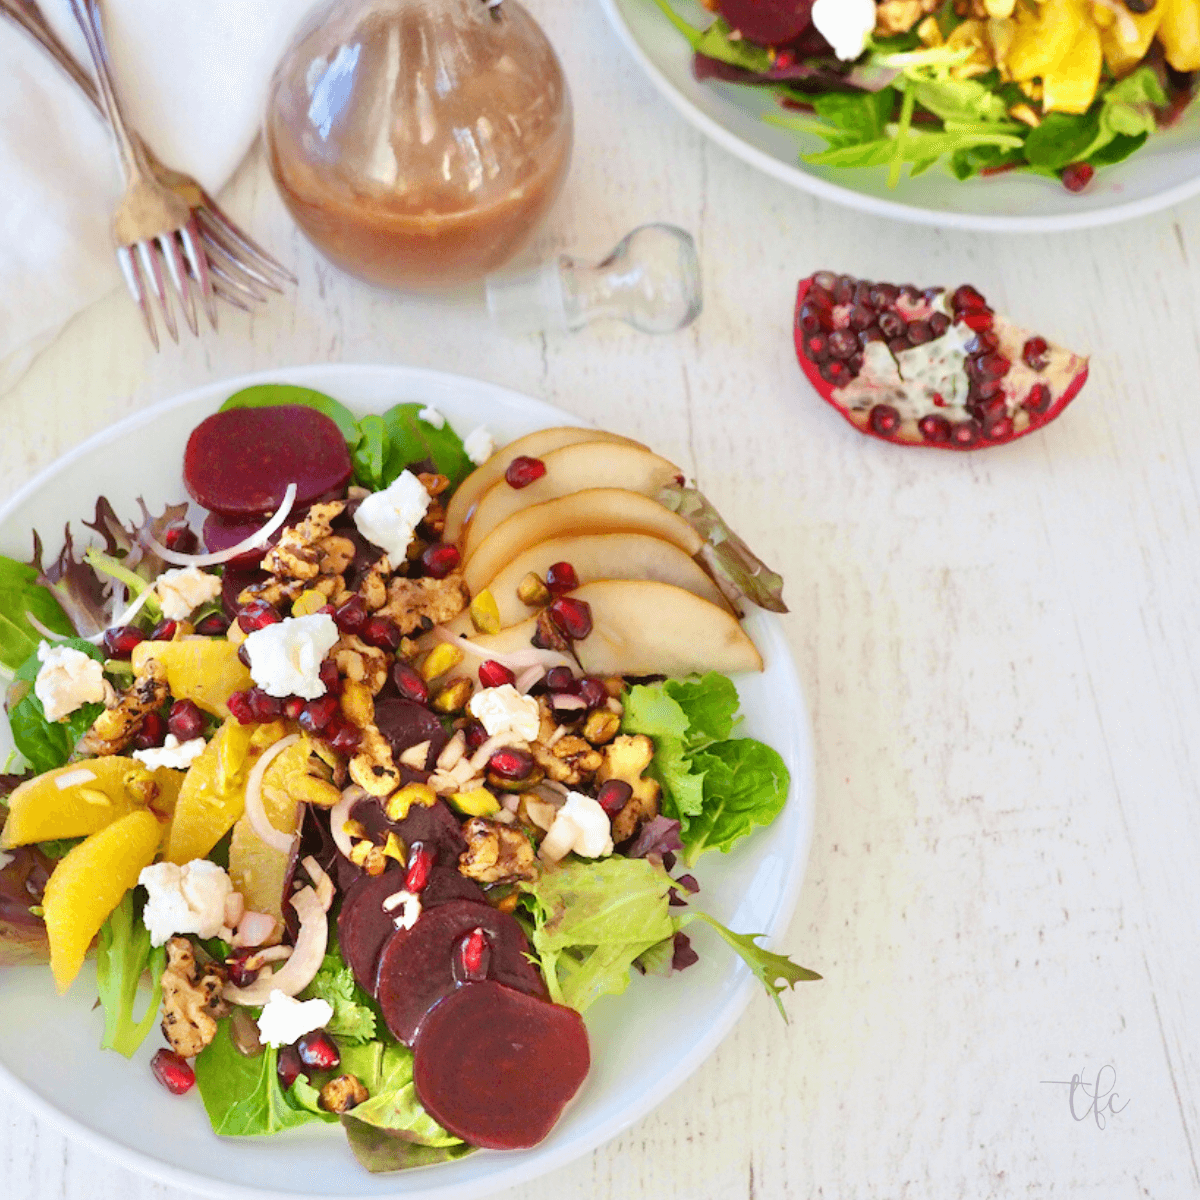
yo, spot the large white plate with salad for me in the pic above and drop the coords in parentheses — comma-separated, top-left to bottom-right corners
(601, 0, 1200, 233)
(0, 363, 815, 1200)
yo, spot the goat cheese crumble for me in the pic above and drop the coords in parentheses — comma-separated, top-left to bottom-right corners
(244, 613, 340, 699)
(132, 734, 206, 771)
(34, 642, 107, 722)
(353, 469, 431, 562)
(256, 990, 335, 1048)
(468, 684, 540, 742)
(463, 426, 495, 466)
(811, 0, 875, 61)
(545, 791, 614, 860)
(154, 566, 223, 620)
(418, 406, 446, 429)
(139, 859, 234, 946)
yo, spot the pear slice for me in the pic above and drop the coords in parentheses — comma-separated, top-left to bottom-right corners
(479, 533, 733, 626)
(444, 426, 646, 546)
(463, 488, 703, 597)
(463, 443, 684, 559)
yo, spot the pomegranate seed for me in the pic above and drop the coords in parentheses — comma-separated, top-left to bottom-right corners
(421, 542, 461, 579)
(951, 421, 980, 447)
(478, 660, 516, 689)
(225, 951, 260, 988)
(228, 690, 256, 725)
(151, 619, 179, 642)
(859, 326, 885, 347)
(868, 283, 898, 307)
(578, 677, 608, 709)
(151, 1049, 195, 1095)
(886, 336, 909, 356)
(333, 596, 366, 634)
(283, 697, 306, 720)
(545, 562, 579, 595)
(297, 1029, 341, 1071)
(1023, 337, 1049, 370)
(392, 662, 430, 704)
(405, 844, 433, 893)
(318, 659, 342, 697)
(596, 778, 633, 816)
(237, 600, 282, 634)
(797, 302, 824, 334)
(325, 714, 362, 754)
(984, 416, 1015, 440)
(833, 275, 855, 304)
(1024, 383, 1052, 414)
(101, 625, 146, 659)
(163, 526, 198, 554)
(849, 304, 875, 332)
(463, 719, 488, 750)
(811, 270, 838, 292)
(237, 642, 251, 667)
(852, 280, 872, 307)
(820, 360, 853, 387)
(952, 284, 988, 313)
(299, 695, 340, 733)
(804, 333, 829, 362)
(134, 711, 167, 750)
(249, 688, 283, 722)
(504, 456, 547, 489)
(967, 331, 1000, 356)
(193, 611, 229, 636)
(827, 329, 858, 359)
(869, 405, 901, 437)
(1062, 162, 1094, 193)
(907, 321, 932, 345)
(918, 415, 952, 444)
(929, 312, 950, 337)
(545, 666, 579, 693)
(458, 927, 489, 980)
(977, 353, 1011, 380)
(961, 310, 994, 333)
(277, 1044, 304, 1089)
(488, 747, 533, 781)
(360, 615, 401, 651)
(168, 699, 205, 741)
(878, 310, 906, 339)
(897, 284, 921, 306)
(970, 378, 1004, 404)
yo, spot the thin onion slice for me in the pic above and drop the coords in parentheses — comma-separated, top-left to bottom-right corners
(514, 664, 545, 694)
(302, 855, 335, 912)
(86, 586, 156, 645)
(330, 785, 366, 860)
(222, 885, 329, 1003)
(433, 628, 575, 674)
(144, 483, 297, 567)
(244, 734, 301, 854)
(25, 612, 67, 642)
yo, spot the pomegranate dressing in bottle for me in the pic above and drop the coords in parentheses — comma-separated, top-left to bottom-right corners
(265, 0, 572, 290)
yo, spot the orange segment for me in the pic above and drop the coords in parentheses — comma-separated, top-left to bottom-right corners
(131, 638, 252, 719)
(43, 809, 162, 993)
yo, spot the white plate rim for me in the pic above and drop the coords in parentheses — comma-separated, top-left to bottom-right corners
(598, 0, 1200, 234)
(0, 362, 816, 1200)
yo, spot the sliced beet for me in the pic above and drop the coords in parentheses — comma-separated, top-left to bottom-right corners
(184, 405, 352, 517)
(221, 567, 267, 616)
(376, 899, 546, 1045)
(715, 0, 813, 46)
(373, 697, 449, 771)
(351, 795, 468, 870)
(201, 510, 282, 569)
(413, 981, 589, 1150)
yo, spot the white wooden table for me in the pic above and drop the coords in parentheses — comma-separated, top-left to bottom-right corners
(4, 1, 1199, 1196)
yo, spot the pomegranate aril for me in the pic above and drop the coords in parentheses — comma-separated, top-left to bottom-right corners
(975, 397, 1008, 425)
(907, 321, 933, 345)
(333, 596, 367, 634)
(545, 665, 579, 694)
(405, 844, 434, 893)
(277, 1044, 304, 1089)
(463, 718, 488, 750)
(898, 284, 921, 306)
(1024, 383, 1052, 414)
(249, 688, 283, 722)
(193, 611, 229, 636)
(325, 714, 362, 754)
(392, 662, 430, 704)
(848, 304, 875, 331)
(859, 326, 885, 347)
(545, 561, 579, 595)
(812, 270, 838, 292)
(361, 615, 401, 651)
(929, 312, 950, 337)
(163, 526, 199, 554)
(489, 747, 533, 781)
(596, 778, 633, 817)
(228, 690, 256, 725)
(237, 642, 251, 668)
(283, 697, 306, 720)
(952, 284, 988, 313)
(134, 711, 168, 750)
(168, 699, 205, 741)
(869, 405, 901, 437)
(297, 1029, 341, 1071)
(299, 694, 340, 733)
(422, 542, 461, 579)
(961, 310, 994, 333)
(869, 283, 899, 308)
(878, 310, 906, 339)
(887, 337, 910, 356)
(1023, 337, 1049, 370)
(578, 677, 608, 709)
(970, 378, 1004, 403)
(852, 280, 872, 306)
(151, 1049, 195, 1095)
(984, 416, 1015, 441)
(318, 659, 342, 697)
(225, 951, 261, 988)
(951, 421, 980, 447)
(828, 329, 858, 359)
(458, 927, 489, 980)
(151, 619, 179, 642)
(797, 302, 824, 334)
(504, 456, 547, 490)
(820, 360, 853, 387)
(967, 330, 999, 355)
(977, 353, 1011, 379)
(101, 625, 146, 659)
(833, 275, 854, 304)
(1062, 161, 1094, 192)
(918, 415, 952, 444)
(478, 660, 516, 689)
(237, 600, 283, 634)
(804, 333, 830, 362)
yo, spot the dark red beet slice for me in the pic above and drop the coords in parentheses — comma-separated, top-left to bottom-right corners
(201, 510, 283, 569)
(220, 567, 267, 617)
(184, 405, 352, 517)
(376, 899, 546, 1045)
(413, 981, 589, 1150)
(351, 796, 467, 870)
(715, 0, 813, 46)
(373, 697, 449, 771)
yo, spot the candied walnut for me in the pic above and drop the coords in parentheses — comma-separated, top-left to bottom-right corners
(596, 734, 661, 843)
(531, 734, 603, 787)
(239, 574, 342, 609)
(78, 657, 169, 756)
(459, 817, 539, 884)
(379, 574, 469, 635)
(356, 556, 392, 611)
(160, 936, 229, 1058)
(417, 472, 450, 498)
(260, 502, 347, 581)
(875, 0, 937, 35)
(319, 1073, 369, 1113)
(333, 634, 390, 694)
(341, 680, 402, 797)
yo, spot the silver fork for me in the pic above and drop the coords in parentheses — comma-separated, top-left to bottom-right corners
(2, 0, 294, 345)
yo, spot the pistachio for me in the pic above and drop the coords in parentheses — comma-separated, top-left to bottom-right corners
(432, 677, 473, 714)
(420, 642, 465, 682)
(385, 782, 438, 821)
(469, 589, 501, 635)
(517, 572, 552, 607)
(583, 709, 621, 746)
(449, 788, 502, 817)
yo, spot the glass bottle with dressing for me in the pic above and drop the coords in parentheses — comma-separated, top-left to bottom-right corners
(264, 0, 573, 290)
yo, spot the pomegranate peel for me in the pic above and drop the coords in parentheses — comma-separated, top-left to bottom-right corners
(794, 272, 1089, 450)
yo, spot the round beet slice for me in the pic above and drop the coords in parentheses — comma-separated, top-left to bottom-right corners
(184, 405, 352, 517)
(374, 697, 449, 771)
(413, 981, 589, 1150)
(716, 0, 813, 46)
(376, 899, 546, 1045)
(201, 510, 282, 569)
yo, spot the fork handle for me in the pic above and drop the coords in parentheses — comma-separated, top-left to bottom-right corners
(0, 0, 101, 111)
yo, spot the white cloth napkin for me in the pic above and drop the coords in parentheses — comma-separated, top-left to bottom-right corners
(0, 0, 314, 390)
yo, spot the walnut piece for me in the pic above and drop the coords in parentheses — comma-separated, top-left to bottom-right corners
(379, 574, 469, 635)
(531, 734, 603, 787)
(341, 680, 402, 797)
(160, 936, 229, 1058)
(333, 633, 390, 694)
(875, 0, 937, 35)
(78, 657, 169, 756)
(459, 817, 539, 884)
(261, 502, 348, 581)
(596, 734, 661, 844)
(319, 1074, 369, 1113)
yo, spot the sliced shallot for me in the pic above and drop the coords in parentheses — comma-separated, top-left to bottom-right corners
(330, 786, 366, 860)
(145, 483, 297, 567)
(244, 734, 301, 854)
(223, 885, 329, 1003)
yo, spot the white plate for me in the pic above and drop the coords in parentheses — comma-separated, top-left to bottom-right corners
(0, 364, 815, 1200)
(600, 0, 1200, 233)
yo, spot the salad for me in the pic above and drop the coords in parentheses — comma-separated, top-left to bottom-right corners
(651, 0, 1200, 190)
(0, 385, 817, 1170)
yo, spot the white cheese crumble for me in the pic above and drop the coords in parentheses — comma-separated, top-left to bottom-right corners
(463, 426, 495, 466)
(244, 613, 340, 699)
(468, 684, 540, 742)
(418, 406, 446, 429)
(383, 888, 422, 930)
(132, 733, 206, 771)
(546, 791, 613, 859)
(812, 0, 875, 61)
(138, 859, 234, 947)
(353, 469, 431, 562)
(256, 990, 335, 1048)
(34, 641, 107, 723)
(154, 566, 223, 621)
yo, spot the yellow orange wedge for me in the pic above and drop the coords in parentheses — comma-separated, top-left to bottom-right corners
(131, 638, 252, 719)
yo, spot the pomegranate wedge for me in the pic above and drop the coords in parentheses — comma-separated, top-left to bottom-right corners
(794, 272, 1089, 449)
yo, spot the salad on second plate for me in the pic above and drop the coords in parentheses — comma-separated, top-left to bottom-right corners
(652, 0, 1199, 190)
(0, 386, 816, 1171)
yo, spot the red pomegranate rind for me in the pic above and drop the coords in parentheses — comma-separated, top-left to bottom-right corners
(715, 0, 814, 45)
(376, 899, 547, 1046)
(793, 274, 1089, 451)
(184, 405, 352, 517)
(413, 981, 589, 1150)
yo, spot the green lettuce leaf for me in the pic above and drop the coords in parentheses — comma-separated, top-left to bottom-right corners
(811, 89, 894, 147)
(352, 414, 389, 492)
(341, 1041, 461, 1145)
(801, 124, 1024, 171)
(96, 889, 166, 1058)
(220, 383, 363, 448)
(664, 673, 740, 748)
(378, 403, 473, 490)
(288, 1074, 335, 1120)
(300, 951, 378, 1044)
(0, 556, 74, 672)
(909, 76, 1008, 124)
